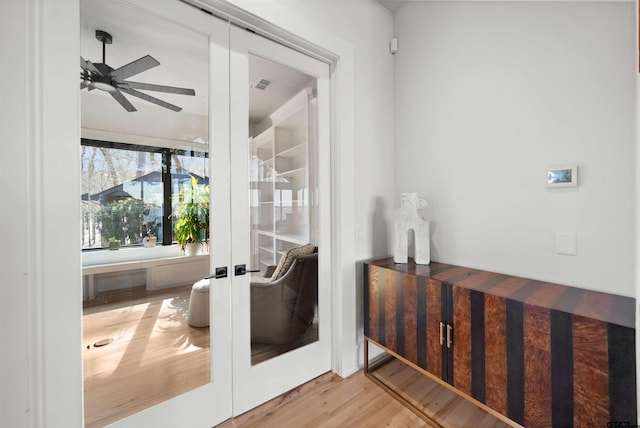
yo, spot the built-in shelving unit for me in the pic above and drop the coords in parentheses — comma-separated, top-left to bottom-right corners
(250, 87, 316, 271)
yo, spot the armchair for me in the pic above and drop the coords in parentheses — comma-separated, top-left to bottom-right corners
(250, 251, 318, 345)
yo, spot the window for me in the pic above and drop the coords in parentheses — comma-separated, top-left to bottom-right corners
(81, 139, 208, 250)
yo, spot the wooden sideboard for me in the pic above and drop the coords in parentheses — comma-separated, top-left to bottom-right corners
(364, 258, 636, 428)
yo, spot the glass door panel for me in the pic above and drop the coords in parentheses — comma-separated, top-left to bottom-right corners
(230, 25, 332, 416)
(80, 1, 231, 426)
(250, 70, 316, 365)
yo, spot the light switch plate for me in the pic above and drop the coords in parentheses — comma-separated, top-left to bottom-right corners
(556, 232, 577, 255)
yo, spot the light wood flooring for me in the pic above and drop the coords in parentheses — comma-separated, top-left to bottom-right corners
(83, 284, 210, 428)
(367, 358, 518, 428)
(84, 286, 516, 428)
(82, 284, 318, 427)
(216, 358, 516, 428)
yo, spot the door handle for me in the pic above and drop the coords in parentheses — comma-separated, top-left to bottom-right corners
(446, 324, 453, 349)
(234, 264, 260, 276)
(205, 266, 228, 279)
(439, 321, 444, 346)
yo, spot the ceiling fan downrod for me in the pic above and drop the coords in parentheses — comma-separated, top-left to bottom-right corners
(95, 30, 112, 64)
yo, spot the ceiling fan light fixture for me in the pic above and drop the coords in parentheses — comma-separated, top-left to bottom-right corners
(80, 29, 195, 112)
(91, 81, 117, 92)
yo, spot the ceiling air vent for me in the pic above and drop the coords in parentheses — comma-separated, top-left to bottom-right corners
(253, 77, 273, 90)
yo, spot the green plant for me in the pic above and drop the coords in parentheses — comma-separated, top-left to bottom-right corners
(174, 175, 209, 251)
(96, 198, 145, 247)
(108, 236, 120, 250)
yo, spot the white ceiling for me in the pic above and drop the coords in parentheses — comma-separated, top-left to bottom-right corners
(80, 0, 312, 144)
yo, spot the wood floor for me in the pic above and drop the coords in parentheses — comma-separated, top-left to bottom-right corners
(215, 369, 429, 428)
(367, 358, 518, 428)
(83, 284, 210, 428)
(82, 284, 318, 427)
(84, 286, 516, 428)
(216, 359, 516, 428)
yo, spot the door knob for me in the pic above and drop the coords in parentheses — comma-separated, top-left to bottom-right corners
(205, 266, 228, 279)
(234, 264, 260, 276)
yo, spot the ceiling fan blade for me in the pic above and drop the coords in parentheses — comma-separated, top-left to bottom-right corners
(80, 56, 103, 77)
(119, 87, 182, 112)
(121, 81, 195, 96)
(111, 55, 160, 81)
(109, 89, 137, 112)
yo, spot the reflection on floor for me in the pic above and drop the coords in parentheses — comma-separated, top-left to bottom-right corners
(251, 322, 319, 365)
(83, 284, 210, 428)
(83, 284, 320, 426)
(368, 357, 516, 427)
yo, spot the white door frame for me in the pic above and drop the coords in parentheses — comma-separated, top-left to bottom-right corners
(6, 0, 357, 426)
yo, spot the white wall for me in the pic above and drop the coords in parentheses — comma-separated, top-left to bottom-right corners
(1, 0, 83, 426)
(395, 1, 636, 297)
(1, 2, 32, 426)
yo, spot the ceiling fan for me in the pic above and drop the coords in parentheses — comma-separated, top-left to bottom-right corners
(80, 30, 195, 112)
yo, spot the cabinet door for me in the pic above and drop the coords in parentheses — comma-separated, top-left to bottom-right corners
(365, 265, 448, 381)
(425, 279, 447, 381)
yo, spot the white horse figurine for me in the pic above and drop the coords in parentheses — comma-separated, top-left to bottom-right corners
(394, 192, 430, 265)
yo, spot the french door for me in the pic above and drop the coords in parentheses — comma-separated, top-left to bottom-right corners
(228, 25, 332, 416)
(97, 1, 232, 426)
(98, 1, 332, 426)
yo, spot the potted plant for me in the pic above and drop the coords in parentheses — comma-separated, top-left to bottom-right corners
(108, 237, 120, 251)
(174, 175, 209, 256)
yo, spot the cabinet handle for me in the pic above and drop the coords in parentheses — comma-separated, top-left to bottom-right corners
(447, 324, 453, 348)
(439, 321, 444, 346)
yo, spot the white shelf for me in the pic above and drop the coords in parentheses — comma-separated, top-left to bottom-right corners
(250, 87, 315, 270)
(276, 143, 306, 159)
(275, 199, 307, 205)
(277, 234, 309, 246)
(256, 229, 274, 238)
(276, 167, 306, 179)
(258, 245, 275, 254)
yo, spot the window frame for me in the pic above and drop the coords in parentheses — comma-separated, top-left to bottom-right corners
(80, 138, 208, 250)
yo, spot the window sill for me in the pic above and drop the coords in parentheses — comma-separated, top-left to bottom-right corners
(82, 244, 208, 268)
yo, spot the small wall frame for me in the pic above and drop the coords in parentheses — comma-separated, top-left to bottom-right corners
(546, 164, 578, 188)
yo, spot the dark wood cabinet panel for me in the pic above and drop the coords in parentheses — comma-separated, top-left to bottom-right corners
(452, 285, 472, 395)
(484, 293, 508, 416)
(425, 279, 443, 378)
(364, 258, 637, 428)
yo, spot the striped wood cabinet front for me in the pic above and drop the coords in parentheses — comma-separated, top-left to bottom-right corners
(364, 258, 636, 428)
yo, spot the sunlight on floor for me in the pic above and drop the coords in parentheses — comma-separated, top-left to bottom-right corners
(83, 289, 210, 427)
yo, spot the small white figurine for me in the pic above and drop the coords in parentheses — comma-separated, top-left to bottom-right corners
(394, 192, 430, 265)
